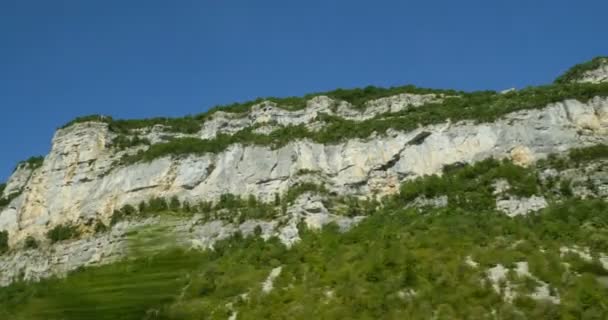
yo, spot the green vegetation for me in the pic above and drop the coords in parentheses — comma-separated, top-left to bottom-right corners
(118, 82, 608, 165)
(109, 182, 330, 226)
(399, 158, 538, 210)
(0, 192, 20, 208)
(568, 144, 608, 164)
(24, 236, 38, 250)
(57, 79, 608, 169)
(46, 224, 81, 244)
(60, 84, 456, 134)
(1, 200, 607, 318)
(0, 183, 5, 196)
(111, 134, 151, 150)
(537, 144, 608, 171)
(0, 231, 7, 254)
(555, 56, 608, 84)
(14, 156, 44, 172)
(61, 115, 202, 134)
(1, 157, 608, 318)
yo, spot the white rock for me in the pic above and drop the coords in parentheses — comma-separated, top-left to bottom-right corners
(262, 266, 282, 293)
(496, 196, 548, 217)
(1, 97, 607, 245)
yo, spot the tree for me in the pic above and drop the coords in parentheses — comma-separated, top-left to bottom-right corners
(0, 231, 8, 254)
(24, 236, 38, 249)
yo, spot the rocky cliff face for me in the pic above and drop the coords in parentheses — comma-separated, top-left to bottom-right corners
(0, 67, 607, 288)
(1, 94, 606, 248)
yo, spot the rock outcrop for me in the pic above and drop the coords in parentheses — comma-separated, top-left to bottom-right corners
(576, 58, 608, 84)
(1, 96, 607, 247)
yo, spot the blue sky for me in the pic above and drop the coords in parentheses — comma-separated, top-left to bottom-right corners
(0, 0, 606, 181)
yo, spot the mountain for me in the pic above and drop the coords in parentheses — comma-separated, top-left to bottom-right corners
(0, 57, 607, 319)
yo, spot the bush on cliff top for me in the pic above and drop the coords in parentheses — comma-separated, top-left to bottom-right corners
(554, 56, 608, 84)
(120, 82, 608, 165)
(59, 84, 459, 133)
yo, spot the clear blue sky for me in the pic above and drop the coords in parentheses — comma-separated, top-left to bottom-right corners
(1, 0, 606, 182)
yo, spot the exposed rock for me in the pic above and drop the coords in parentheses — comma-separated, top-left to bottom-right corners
(465, 256, 479, 268)
(487, 264, 514, 302)
(199, 94, 443, 139)
(560, 246, 593, 261)
(496, 196, 548, 217)
(262, 266, 282, 293)
(514, 262, 560, 304)
(408, 195, 448, 209)
(492, 179, 511, 195)
(0, 192, 365, 286)
(487, 262, 559, 304)
(576, 59, 608, 84)
(1, 96, 607, 245)
(600, 254, 608, 270)
(2, 164, 34, 198)
(510, 146, 535, 167)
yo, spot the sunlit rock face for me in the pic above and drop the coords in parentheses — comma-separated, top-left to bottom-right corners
(0, 95, 607, 247)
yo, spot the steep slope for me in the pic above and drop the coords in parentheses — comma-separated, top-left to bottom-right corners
(0, 58, 607, 319)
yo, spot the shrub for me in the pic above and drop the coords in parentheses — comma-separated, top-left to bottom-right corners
(112, 135, 151, 150)
(95, 221, 109, 233)
(47, 224, 80, 244)
(560, 179, 573, 197)
(569, 144, 608, 164)
(0, 192, 20, 208)
(169, 196, 181, 211)
(554, 56, 608, 84)
(24, 236, 39, 250)
(147, 198, 169, 212)
(0, 231, 8, 254)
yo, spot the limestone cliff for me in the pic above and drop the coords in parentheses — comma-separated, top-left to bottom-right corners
(0, 60, 608, 287)
(1, 94, 606, 247)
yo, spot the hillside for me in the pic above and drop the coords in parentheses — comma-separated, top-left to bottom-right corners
(0, 58, 607, 319)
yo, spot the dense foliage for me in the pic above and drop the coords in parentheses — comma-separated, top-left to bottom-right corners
(109, 183, 331, 226)
(1, 154, 607, 318)
(46, 224, 81, 244)
(0, 184, 5, 197)
(14, 156, 44, 172)
(568, 144, 608, 164)
(0, 231, 7, 254)
(24, 236, 38, 250)
(554, 56, 608, 84)
(120, 82, 608, 165)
